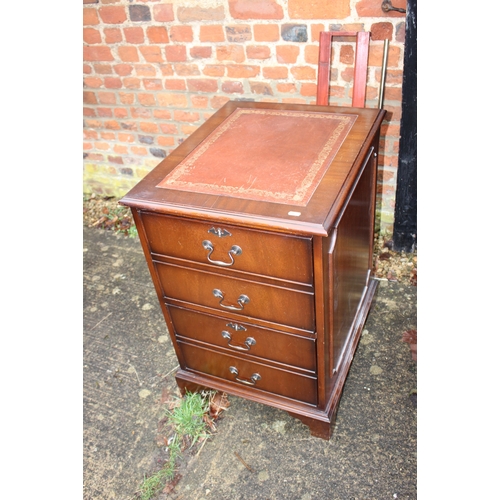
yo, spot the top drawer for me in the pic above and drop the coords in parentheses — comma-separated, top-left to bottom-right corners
(139, 212, 313, 285)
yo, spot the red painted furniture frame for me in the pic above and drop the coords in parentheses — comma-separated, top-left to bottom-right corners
(316, 31, 371, 108)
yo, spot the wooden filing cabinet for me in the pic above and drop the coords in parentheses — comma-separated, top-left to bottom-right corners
(120, 101, 386, 439)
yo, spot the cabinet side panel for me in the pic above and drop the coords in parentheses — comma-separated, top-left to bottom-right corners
(331, 151, 375, 374)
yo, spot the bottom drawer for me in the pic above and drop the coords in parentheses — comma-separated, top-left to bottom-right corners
(178, 340, 317, 405)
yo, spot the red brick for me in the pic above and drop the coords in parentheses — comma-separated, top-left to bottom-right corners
(85, 119, 103, 129)
(139, 122, 159, 134)
(118, 132, 135, 143)
(104, 77, 122, 89)
(137, 93, 156, 106)
(113, 108, 128, 119)
(113, 64, 133, 76)
(276, 83, 297, 93)
(135, 64, 156, 76)
(104, 120, 121, 130)
(147, 26, 169, 43)
(383, 87, 402, 102)
(140, 46, 164, 63)
(228, 0, 283, 19)
(103, 28, 122, 44)
(117, 46, 139, 62)
(131, 146, 148, 155)
(210, 96, 231, 109)
(227, 65, 259, 78)
(143, 78, 163, 90)
(100, 131, 116, 140)
(216, 45, 245, 63)
(340, 45, 355, 65)
(300, 82, 318, 97)
(222, 81, 244, 94)
(99, 6, 127, 24)
(200, 25, 224, 42)
(250, 82, 273, 96)
(158, 136, 175, 147)
(83, 28, 101, 44)
(83, 8, 99, 26)
(84, 107, 96, 117)
(191, 95, 209, 108)
(153, 109, 171, 120)
(160, 64, 175, 76)
(186, 79, 218, 93)
(159, 123, 178, 135)
(83, 64, 92, 74)
(96, 142, 110, 150)
(113, 144, 128, 154)
(119, 92, 136, 105)
(153, 4, 174, 22)
(108, 155, 124, 164)
(276, 45, 299, 64)
(174, 110, 200, 122)
(84, 130, 99, 141)
(371, 22, 394, 41)
(304, 45, 321, 65)
(157, 92, 187, 108)
(263, 66, 288, 79)
(97, 91, 117, 104)
(169, 26, 193, 43)
(203, 65, 225, 77)
(311, 24, 326, 42)
(174, 64, 200, 76)
(190, 46, 212, 59)
(164, 79, 187, 90)
(119, 120, 137, 130)
(123, 27, 144, 44)
(289, 0, 350, 19)
(291, 66, 316, 80)
(177, 6, 225, 22)
(254, 24, 279, 41)
(131, 107, 152, 118)
(123, 77, 141, 89)
(165, 46, 187, 62)
(84, 46, 114, 61)
(84, 77, 103, 88)
(246, 46, 271, 59)
(94, 63, 113, 74)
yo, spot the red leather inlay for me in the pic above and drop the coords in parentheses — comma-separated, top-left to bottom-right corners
(156, 108, 357, 206)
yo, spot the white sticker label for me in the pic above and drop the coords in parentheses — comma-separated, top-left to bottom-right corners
(288, 211, 301, 217)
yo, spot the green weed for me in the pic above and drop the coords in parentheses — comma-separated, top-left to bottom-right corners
(136, 391, 214, 500)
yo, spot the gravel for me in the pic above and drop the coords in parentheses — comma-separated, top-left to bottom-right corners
(83, 195, 417, 285)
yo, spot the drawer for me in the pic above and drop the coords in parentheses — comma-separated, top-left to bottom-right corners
(169, 305, 316, 372)
(140, 212, 313, 284)
(155, 261, 315, 332)
(178, 340, 317, 405)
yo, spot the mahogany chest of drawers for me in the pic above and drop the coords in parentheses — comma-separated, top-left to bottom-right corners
(120, 101, 385, 439)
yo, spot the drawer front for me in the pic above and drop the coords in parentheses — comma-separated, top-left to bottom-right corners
(140, 212, 313, 284)
(169, 305, 316, 372)
(155, 262, 315, 332)
(178, 341, 317, 405)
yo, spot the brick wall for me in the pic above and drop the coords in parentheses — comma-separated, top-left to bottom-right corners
(83, 0, 408, 234)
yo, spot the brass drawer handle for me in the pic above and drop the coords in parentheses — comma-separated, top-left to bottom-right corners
(202, 240, 242, 267)
(222, 331, 256, 351)
(229, 366, 261, 386)
(212, 289, 249, 311)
